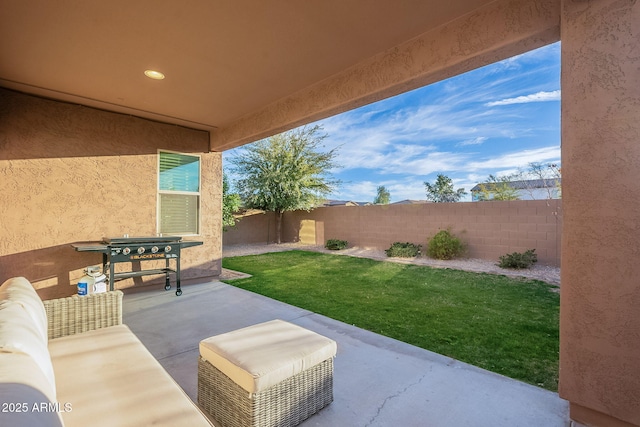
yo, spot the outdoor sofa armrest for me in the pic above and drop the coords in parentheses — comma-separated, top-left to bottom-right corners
(43, 290, 123, 340)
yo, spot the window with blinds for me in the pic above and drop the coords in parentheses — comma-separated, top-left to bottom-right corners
(158, 151, 200, 235)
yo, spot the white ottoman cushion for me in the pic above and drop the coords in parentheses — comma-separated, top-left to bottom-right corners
(199, 320, 337, 394)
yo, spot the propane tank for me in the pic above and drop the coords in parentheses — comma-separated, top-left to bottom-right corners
(77, 266, 107, 296)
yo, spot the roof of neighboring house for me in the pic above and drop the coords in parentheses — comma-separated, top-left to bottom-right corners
(322, 200, 361, 207)
(391, 199, 430, 204)
(470, 178, 561, 192)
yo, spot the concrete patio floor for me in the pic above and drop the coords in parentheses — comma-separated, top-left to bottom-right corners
(122, 280, 569, 427)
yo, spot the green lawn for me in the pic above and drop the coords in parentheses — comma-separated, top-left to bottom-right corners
(222, 250, 559, 391)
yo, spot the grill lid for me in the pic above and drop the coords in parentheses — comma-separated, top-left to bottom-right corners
(102, 236, 182, 245)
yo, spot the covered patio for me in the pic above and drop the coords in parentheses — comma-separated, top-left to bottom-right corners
(2, 1, 639, 426)
(123, 279, 568, 426)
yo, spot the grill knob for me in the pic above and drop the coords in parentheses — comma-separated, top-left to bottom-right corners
(123, 247, 131, 255)
(151, 246, 159, 253)
(165, 245, 172, 253)
(137, 247, 145, 254)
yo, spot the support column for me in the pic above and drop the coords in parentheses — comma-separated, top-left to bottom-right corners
(560, 1, 640, 426)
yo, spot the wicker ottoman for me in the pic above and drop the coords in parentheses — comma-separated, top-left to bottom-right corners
(197, 319, 337, 427)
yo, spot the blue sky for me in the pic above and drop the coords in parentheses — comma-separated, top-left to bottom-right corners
(226, 42, 561, 203)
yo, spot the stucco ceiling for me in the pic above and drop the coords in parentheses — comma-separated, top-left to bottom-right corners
(1, 0, 528, 149)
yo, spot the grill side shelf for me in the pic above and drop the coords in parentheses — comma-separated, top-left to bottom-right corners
(180, 241, 204, 249)
(71, 243, 109, 253)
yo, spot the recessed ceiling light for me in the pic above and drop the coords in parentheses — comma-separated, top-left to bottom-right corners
(144, 70, 165, 80)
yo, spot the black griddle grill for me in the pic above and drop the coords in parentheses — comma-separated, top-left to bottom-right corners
(72, 236, 203, 296)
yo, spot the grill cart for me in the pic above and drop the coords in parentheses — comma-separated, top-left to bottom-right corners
(72, 236, 203, 296)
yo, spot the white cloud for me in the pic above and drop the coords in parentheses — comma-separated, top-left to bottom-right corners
(315, 96, 526, 176)
(386, 179, 431, 201)
(334, 181, 379, 202)
(485, 90, 561, 107)
(334, 178, 430, 202)
(337, 143, 469, 176)
(466, 146, 561, 171)
(457, 136, 488, 147)
(394, 151, 469, 175)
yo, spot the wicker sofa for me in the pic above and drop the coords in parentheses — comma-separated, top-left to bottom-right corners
(0, 277, 214, 427)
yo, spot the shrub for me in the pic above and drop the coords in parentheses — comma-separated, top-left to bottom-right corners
(325, 239, 348, 250)
(385, 242, 421, 258)
(427, 229, 465, 260)
(498, 249, 538, 269)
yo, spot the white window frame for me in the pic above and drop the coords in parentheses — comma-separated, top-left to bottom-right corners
(157, 149, 201, 236)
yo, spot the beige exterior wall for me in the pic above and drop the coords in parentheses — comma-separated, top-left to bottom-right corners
(560, 1, 640, 426)
(0, 89, 222, 299)
(224, 200, 562, 266)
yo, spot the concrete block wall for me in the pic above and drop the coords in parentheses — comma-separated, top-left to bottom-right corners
(223, 210, 277, 245)
(225, 199, 562, 266)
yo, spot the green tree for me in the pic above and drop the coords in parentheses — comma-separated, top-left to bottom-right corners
(222, 173, 242, 231)
(477, 174, 520, 201)
(424, 174, 467, 202)
(229, 125, 340, 243)
(373, 185, 391, 204)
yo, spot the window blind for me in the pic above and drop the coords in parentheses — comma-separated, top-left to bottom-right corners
(159, 151, 200, 235)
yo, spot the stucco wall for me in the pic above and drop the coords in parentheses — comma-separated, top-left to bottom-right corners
(224, 200, 562, 266)
(0, 88, 222, 299)
(560, 1, 640, 426)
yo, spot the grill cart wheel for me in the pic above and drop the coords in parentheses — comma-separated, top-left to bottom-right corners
(165, 284, 171, 291)
(176, 289, 182, 296)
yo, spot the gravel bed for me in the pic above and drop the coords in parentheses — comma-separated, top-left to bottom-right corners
(223, 243, 560, 287)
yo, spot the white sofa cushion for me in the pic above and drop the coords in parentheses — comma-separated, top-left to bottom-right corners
(0, 351, 63, 427)
(49, 324, 213, 427)
(0, 300, 57, 395)
(0, 277, 48, 341)
(199, 319, 337, 393)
